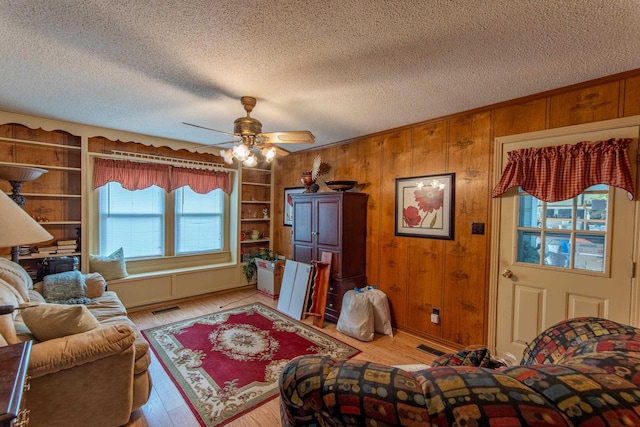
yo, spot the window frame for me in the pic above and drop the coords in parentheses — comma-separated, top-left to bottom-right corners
(174, 186, 226, 255)
(91, 179, 234, 274)
(514, 185, 612, 276)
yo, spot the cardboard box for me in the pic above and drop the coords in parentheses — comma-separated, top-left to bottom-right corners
(575, 242, 604, 256)
(256, 259, 285, 299)
(574, 253, 604, 272)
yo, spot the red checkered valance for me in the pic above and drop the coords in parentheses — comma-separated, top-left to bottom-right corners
(94, 158, 230, 194)
(491, 138, 635, 202)
(170, 166, 230, 194)
(94, 158, 171, 191)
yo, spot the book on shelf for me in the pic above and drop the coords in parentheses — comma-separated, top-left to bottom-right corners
(57, 239, 77, 246)
(56, 249, 76, 254)
(36, 246, 59, 253)
(56, 244, 77, 250)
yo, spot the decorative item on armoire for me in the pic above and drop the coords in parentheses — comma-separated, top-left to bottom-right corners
(325, 180, 357, 192)
(300, 155, 330, 193)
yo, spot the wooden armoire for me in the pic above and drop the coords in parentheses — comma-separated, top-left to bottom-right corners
(290, 192, 368, 322)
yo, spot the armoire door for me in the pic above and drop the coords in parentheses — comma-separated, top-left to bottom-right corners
(292, 196, 313, 263)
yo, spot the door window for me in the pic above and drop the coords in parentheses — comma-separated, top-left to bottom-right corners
(516, 185, 610, 273)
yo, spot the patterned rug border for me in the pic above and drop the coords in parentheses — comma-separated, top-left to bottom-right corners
(142, 302, 360, 426)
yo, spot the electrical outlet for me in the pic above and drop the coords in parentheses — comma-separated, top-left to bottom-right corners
(431, 313, 440, 324)
(471, 222, 485, 235)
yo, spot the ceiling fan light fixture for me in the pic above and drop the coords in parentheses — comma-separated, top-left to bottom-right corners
(186, 96, 315, 167)
(262, 147, 276, 162)
(221, 149, 235, 164)
(243, 155, 258, 167)
(232, 143, 251, 162)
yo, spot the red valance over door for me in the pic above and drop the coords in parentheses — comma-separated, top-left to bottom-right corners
(491, 138, 635, 202)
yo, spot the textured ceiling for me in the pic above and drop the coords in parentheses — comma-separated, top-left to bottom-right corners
(1, 1, 639, 153)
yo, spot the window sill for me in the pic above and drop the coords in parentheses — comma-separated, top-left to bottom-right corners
(109, 261, 237, 284)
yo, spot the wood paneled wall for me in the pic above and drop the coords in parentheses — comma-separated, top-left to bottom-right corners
(272, 69, 640, 348)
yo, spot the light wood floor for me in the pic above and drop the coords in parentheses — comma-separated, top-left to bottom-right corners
(123, 288, 455, 427)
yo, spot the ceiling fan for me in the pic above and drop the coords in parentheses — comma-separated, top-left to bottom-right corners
(183, 96, 315, 166)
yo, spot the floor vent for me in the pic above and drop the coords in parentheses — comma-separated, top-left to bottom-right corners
(417, 344, 446, 357)
(151, 306, 180, 315)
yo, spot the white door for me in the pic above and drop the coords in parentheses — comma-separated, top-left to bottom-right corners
(494, 125, 639, 360)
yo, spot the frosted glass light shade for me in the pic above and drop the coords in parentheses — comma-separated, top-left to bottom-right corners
(0, 191, 53, 248)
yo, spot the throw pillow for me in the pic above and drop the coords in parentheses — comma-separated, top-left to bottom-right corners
(22, 304, 100, 342)
(43, 271, 90, 304)
(84, 273, 107, 298)
(0, 279, 19, 344)
(431, 347, 492, 368)
(89, 248, 128, 281)
(0, 257, 32, 303)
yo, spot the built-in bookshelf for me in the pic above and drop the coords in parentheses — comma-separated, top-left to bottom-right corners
(0, 124, 82, 277)
(240, 162, 273, 264)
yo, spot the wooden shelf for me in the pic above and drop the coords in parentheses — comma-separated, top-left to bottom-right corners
(0, 161, 81, 172)
(19, 252, 80, 259)
(241, 238, 270, 244)
(0, 136, 81, 149)
(242, 182, 271, 187)
(37, 221, 82, 225)
(8, 192, 81, 198)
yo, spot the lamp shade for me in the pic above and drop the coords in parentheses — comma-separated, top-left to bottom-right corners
(0, 190, 53, 247)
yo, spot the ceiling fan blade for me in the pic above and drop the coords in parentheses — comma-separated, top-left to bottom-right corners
(190, 139, 241, 150)
(182, 122, 239, 139)
(260, 131, 315, 144)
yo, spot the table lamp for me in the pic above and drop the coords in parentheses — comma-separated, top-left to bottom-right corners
(0, 190, 53, 262)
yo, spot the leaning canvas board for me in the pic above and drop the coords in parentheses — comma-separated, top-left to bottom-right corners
(277, 260, 313, 320)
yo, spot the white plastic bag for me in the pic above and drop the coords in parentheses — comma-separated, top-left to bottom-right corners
(362, 286, 393, 337)
(336, 290, 374, 342)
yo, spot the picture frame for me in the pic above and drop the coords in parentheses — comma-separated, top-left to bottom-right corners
(283, 186, 305, 226)
(395, 173, 455, 239)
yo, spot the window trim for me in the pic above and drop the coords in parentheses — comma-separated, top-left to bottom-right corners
(513, 186, 612, 276)
(89, 162, 238, 273)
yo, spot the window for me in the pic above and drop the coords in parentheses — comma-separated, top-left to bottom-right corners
(98, 183, 165, 258)
(516, 185, 610, 273)
(175, 186, 224, 254)
(98, 182, 226, 259)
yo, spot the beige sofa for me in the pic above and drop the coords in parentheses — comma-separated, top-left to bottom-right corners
(0, 258, 151, 427)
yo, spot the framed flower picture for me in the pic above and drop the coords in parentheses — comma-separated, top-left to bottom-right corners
(283, 187, 305, 226)
(395, 173, 455, 239)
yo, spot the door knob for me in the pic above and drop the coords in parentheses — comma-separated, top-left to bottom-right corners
(502, 269, 513, 278)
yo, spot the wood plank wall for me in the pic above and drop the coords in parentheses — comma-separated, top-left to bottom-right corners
(272, 69, 640, 348)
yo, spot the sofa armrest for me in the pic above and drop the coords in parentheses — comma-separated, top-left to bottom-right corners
(280, 355, 336, 426)
(281, 356, 575, 427)
(27, 323, 136, 378)
(280, 355, 430, 426)
(521, 317, 640, 365)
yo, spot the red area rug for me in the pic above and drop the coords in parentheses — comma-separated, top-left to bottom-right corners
(142, 302, 360, 426)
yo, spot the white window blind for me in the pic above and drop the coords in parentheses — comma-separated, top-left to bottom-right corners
(175, 187, 224, 254)
(98, 183, 165, 258)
